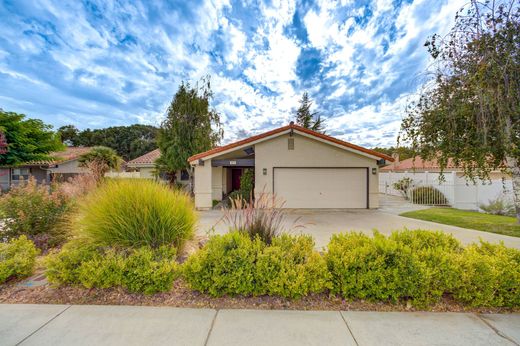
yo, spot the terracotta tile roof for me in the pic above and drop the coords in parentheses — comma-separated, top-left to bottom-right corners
(381, 156, 458, 171)
(188, 123, 394, 162)
(126, 149, 160, 166)
(25, 147, 93, 165)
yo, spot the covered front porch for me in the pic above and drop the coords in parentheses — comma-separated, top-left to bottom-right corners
(191, 146, 255, 210)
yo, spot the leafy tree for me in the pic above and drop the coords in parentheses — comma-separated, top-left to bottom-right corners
(0, 110, 64, 165)
(400, 0, 520, 222)
(78, 146, 122, 180)
(156, 77, 223, 185)
(295, 92, 324, 132)
(57, 125, 79, 145)
(61, 124, 158, 161)
(371, 146, 415, 161)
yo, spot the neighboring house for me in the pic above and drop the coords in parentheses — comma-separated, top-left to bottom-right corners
(188, 122, 393, 210)
(125, 149, 190, 184)
(0, 147, 92, 191)
(380, 155, 513, 210)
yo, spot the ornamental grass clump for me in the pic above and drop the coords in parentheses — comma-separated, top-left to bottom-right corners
(223, 192, 303, 244)
(74, 179, 196, 249)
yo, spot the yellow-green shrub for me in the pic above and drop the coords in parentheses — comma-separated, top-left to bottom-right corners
(45, 240, 100, 285)
(326, 232, 425, 302)
(183, 232, 264, 296)
(454, 242, 520, 307)
(45, 240, 179, 294)
(121, 246, 179, 294)
(0, 236, 39, 283)
(255, 234, 330, 298)
(74, 179, 196, 249)
(389, 230, 463, 305)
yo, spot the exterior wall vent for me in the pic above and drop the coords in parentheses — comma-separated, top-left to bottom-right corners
(288, 138, 295, 150)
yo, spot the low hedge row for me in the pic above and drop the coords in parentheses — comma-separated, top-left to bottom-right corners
(184, 230, 520, 307)
(45, 240, 179, 294)
(0, 236, 39, 284)
(37, 229, 520, 307)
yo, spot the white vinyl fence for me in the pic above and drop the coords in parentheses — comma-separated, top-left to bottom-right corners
(379, 171, 513, 210)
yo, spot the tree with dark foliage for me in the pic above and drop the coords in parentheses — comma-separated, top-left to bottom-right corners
(156, 77, 223, 186)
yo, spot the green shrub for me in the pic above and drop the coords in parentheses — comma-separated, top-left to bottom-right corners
(255, 234, 330, 298)
(45, 240, 179, 294)
(389, 230, 463, 305)
(0, 236, 39, 283)
(238, 168, 254, 201)
(183, 232, 329, 298)
(75, 179, 196, 249)
(45, 240, 101, 285)
(326, 232, 425, 302)
(121, 246, 179, 294)
(392, 177, 413, 199)
(454, 242, 520, 307)
(411, 186, 448, 205)
(0, 178, 70, 249)
(183, 232, 263, 296)
(77, 249, 124, 289)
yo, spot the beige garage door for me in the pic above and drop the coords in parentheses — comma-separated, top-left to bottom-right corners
(273, 168, 368, 208)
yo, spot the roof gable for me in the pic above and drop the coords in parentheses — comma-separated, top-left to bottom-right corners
(126, 149, 161, 166)
(188, 124, 393, 163)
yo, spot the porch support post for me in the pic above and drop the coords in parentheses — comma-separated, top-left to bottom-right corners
(193, 160, 213, 210)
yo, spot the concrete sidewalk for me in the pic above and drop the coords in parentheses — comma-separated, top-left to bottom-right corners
(1, 305, 519, 346)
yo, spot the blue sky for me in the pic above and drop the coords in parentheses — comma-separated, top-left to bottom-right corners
(0, 0, 464, 147)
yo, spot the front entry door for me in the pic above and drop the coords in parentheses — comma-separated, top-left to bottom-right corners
(231, 168, 242, 191)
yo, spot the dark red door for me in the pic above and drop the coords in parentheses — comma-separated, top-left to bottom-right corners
(231, 169, 242, 191)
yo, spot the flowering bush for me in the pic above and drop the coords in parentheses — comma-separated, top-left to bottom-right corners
(0, 178, 70, 249)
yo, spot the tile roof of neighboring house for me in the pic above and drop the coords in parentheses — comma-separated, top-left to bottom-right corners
(188, 123, 394, 163)
(23, 147, 93, 166)
(381, 156, 458, 171)
(126, 148, 160, 166)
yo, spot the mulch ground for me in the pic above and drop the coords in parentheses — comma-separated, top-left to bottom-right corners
(0, 279, 517, 314)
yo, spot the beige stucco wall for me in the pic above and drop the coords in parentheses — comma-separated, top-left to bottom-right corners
(139, 167, 155, 179)
(254, 133, 380, 208)
(49, 159, 89, 174)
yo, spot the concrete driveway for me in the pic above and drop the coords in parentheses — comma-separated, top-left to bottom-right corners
(197, 208, 520, 250)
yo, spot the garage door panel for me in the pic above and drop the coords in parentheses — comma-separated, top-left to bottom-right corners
(273, 168, 367, 208)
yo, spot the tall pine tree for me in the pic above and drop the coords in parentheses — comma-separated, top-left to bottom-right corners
(295, 92, 324, 133)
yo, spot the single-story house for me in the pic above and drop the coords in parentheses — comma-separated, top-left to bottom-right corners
(125, 149, 190, 184)
(0, 147, 92, 191)
(188, 122, 393, 210)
